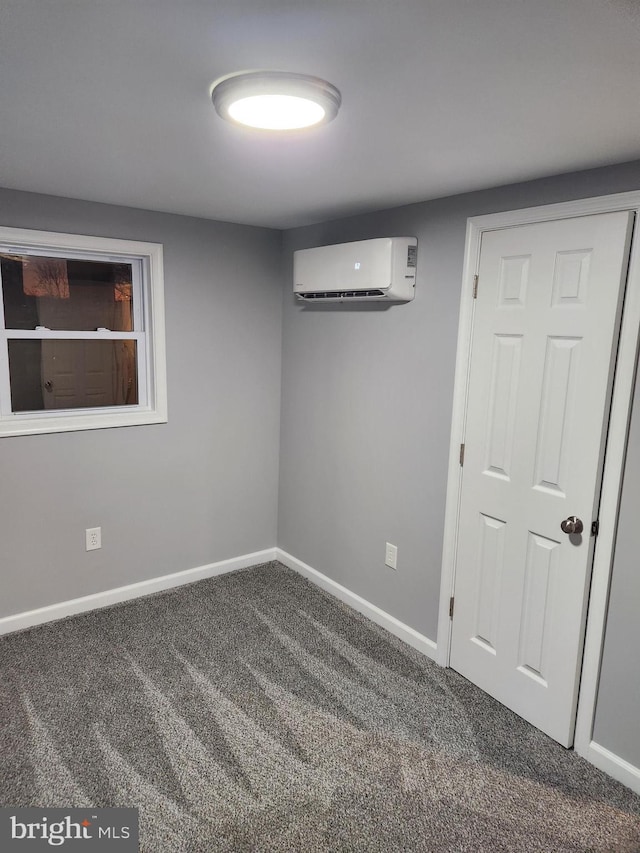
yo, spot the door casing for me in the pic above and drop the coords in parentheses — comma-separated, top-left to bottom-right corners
(438, 190, 640, 785)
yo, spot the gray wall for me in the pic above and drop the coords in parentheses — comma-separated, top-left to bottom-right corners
(3, 161, 639, 768)
(593, 370, 640, 767)
(0, 188, 283, 618)
(278, 160, 640, 644)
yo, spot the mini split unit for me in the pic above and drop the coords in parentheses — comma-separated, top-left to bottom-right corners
(293, 237, 418, 302)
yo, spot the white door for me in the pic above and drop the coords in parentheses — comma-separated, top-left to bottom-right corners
(450, 211, 634, 746)
(42, 340, 114, 409)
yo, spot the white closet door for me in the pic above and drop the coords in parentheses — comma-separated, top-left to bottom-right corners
(450, 211, 633, 746)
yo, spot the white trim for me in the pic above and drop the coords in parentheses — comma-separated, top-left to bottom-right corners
(439, 189, 640, 763)
(0, 226, 163, 260)
(0, 225, 167, 437)
(461, 188, 640, 230)
(1, 547, 439, 663)
(575, 212, 640, 753)
(6, 330, 144, 340)
(0, 548, 277, 636)
(581, 741, 640, 796)
(436, 217, 481, 665)
(276, 548, 438, 661)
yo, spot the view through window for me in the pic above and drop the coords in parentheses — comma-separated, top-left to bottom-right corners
(0, 228, 166, 436)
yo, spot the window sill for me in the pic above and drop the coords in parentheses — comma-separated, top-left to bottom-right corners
(0, 404, 168, 437)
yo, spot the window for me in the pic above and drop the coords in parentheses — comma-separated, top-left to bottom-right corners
(0, 227, 167, 436)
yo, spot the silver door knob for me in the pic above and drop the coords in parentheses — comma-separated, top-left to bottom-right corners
(561, 516, 583, 535)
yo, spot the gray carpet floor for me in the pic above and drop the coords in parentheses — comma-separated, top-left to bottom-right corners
(1, 561, 639, 852)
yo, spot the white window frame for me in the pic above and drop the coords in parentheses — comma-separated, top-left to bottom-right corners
(0, 226, 167, 436)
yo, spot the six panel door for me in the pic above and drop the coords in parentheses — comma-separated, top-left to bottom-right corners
(450, 211, 634, 746)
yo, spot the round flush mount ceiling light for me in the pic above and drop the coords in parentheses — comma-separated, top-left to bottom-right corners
(211, 71, 341, 131)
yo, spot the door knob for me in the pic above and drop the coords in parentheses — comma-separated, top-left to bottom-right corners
(561, 516, 583, 535)
(44, 380, 53, 392)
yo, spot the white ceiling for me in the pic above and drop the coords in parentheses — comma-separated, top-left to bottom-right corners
(1, 0, 640, 229)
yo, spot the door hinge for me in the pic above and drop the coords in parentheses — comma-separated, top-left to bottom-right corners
(459, 443, 465, 466)
(473, 275, 479, 299)
(449, 596, 455, 619)
(591, 520, 600, 537)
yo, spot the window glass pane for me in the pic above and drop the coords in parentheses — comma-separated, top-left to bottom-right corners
(1, 255, 133, 331)
(8, 339, 138, 412)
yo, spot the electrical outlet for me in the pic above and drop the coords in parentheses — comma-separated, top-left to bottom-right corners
(86, 527, 101, 551)
(385, 542, 398, 570)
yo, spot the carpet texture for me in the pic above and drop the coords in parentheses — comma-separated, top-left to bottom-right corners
(0, 561, 639, 852)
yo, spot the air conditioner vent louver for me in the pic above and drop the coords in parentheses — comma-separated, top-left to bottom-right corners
(293, 237, 417, 303)
(297, 289, 386, 301)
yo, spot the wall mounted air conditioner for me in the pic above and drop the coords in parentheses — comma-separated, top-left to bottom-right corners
(293, 237, 417, 302)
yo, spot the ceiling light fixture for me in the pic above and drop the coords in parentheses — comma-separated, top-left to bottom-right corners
(211, 71, 341, 131)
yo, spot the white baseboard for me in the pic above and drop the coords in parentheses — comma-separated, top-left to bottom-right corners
(0, 548, 277, 636)
(276, 548, 438, 662)
(580, 741, 640, 796)
(4, 545, 639, 796)
(1, 547, 438, 665)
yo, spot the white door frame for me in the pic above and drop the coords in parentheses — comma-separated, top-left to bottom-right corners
(437, 189, 640, 785)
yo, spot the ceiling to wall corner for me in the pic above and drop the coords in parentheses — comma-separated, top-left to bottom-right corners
(1, 0, 640, 229)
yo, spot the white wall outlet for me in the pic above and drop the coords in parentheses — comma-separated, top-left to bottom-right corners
(385, 542, 398, 570)
(86, 527, 102, 551)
